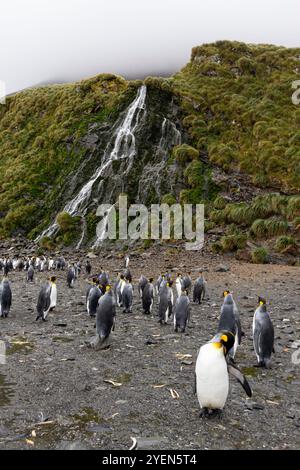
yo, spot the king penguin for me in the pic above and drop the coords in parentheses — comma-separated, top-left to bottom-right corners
(195, 331, 252, 417)
(0, 277, 12, 318)
(96, 286, 116, 349)
(87, 280, 102, 317)
(158, 281, 170, 324)
(138, 275, 148, 298)
(27, 264, 34, 282)
(67, 264, 76, 288)
(175, 274, 183, 298)
(253, 297, 274, 368)
(174, 290, 190, 332)
(122, 280, 133, 313)
(36, 278, 54, 321)
(193, 271, 206, 304)
(218, 291, 242, 360)
(142, 278, 154, 315)
(49, 276, 57, 311)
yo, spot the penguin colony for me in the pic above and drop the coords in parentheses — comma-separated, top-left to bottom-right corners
(0, 254, 276, 418)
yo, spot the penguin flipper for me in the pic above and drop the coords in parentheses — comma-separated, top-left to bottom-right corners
(228, 362, 252, 397)
(193, 373, 197, 395)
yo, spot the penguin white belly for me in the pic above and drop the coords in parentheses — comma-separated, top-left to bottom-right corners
(176, 281, 181, 297)
(252, 314, 261, 362)
(196, 344, 229, 409)
(50, 285, 57, 309)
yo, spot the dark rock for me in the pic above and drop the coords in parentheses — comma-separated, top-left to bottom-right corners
(215, 264, 230, 272)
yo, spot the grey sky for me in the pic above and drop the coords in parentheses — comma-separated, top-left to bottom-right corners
(1, 0, 299, 94)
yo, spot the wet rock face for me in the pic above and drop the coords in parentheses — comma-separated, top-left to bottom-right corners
(87, 88, 184, 208)
(38, 86, 185, 247)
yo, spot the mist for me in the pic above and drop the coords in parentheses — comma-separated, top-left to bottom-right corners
(1, 0, 299, 94)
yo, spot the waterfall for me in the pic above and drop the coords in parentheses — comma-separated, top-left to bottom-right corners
(36, 85, 147, 243)
(92, 204, 116, 249)
(156, 118, 181, 158)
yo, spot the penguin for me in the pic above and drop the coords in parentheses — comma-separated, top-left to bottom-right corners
(175, 273, 183, 298)
(75, 262, 81, 277)
(96, 286, 116, 348)
(49, 276, 57, 311)
(27, 264, 35, 282)
(67, 265, 76, 288)
(174, 291, 190, 332)
(193, 271, 206, 304)
(0, 277, 12, 318)
(158, 282, 169, 324)
(87, 281, 102, 317)
(138, 275, 148, 298)
(195, 331, 252, 417)
(217, 291, 242, 360)
(124, 255, 130, 268)
(85, 260, 92, 275)
(18, 259, 24, 272)
(142, 278, 154, 315)
(3, 259, 10, 276)
(182, 272, 192, 295)
(155, 274, 164, 296)
(98, 269, 109, 291)
(167, 280, 174, 318)
(115, 274, 126, 307)
(124, 267, 132, 283)
(48, 258, 54, 271)
(36, 279, 54, 321)
(253, 297, 274, 368)
(122, 280, 133, 313)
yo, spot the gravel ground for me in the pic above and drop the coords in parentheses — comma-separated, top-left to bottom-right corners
(0, 247, 299, 450)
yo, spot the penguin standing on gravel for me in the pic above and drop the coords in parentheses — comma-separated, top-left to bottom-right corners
(85, 260, 92, 275)
(98, 269, 109, 292)
(142, 278, 154, 315)
(86, 280, 102, 317)
(218, 291, 242, 360)
(175, 274, 183, 298)
(122, 280, 133, 313)
(167, 280, 174, 317)
(182, 272, 192, 295)
(138, 275, 148, 298)
(96, 286, 116, 348)
(193, 271, 206, 304)
(253, 297, 274, 368)
(158, 282, 170, 325)
(115, 274, 126, 307)
(0, 277, 12, 318)
(27, 264, 35, 282)
(174, 290, 190, 333)
(67, 264, 76, 288)
(124, 255, 130, 268)
(36, 278, 55, 321)
(195, 330, 252, 417)
(49, 276, 57, 311)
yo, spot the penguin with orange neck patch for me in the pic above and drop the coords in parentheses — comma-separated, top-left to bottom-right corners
(218, 290, 242, 361)
(253, 297, 274, 368)
(195, 331, 252, 417)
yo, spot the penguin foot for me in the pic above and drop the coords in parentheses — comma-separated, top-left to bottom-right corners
(199, 408, 222, 418)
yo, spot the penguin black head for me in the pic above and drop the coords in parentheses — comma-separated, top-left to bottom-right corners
(149, 277, 153, 283)
(212, 331, 235, 355)
(168, 280, 173, 287)
(120, 274, 125, 280)
(50, 276, 56, 283)
(258, 296, 267, 312)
